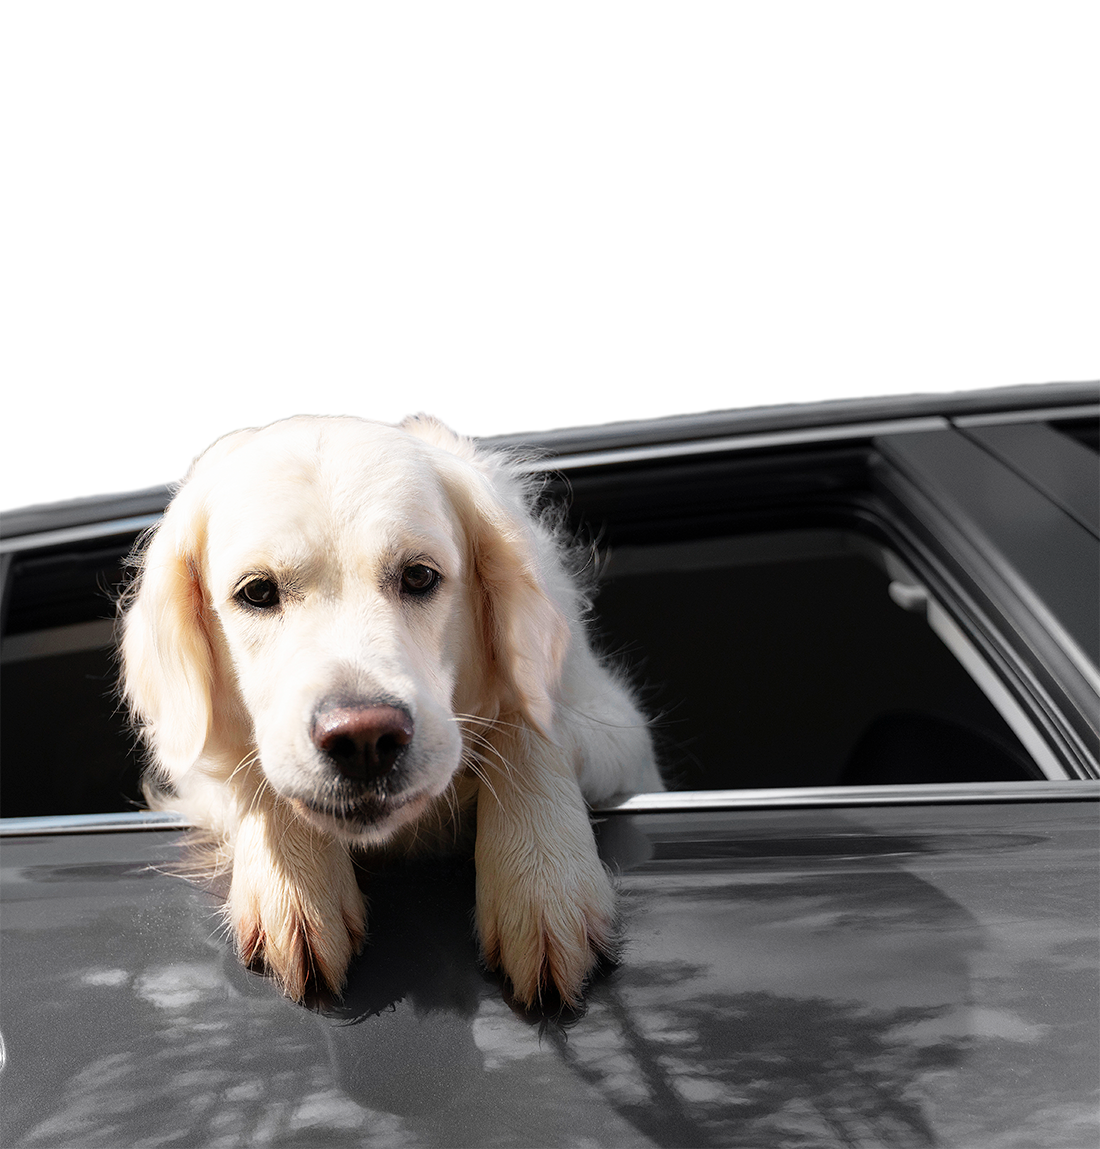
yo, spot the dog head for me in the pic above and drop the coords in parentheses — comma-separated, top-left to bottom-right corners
(120, 415, 572, 844)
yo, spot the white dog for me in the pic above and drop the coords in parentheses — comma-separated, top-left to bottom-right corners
(121, 414, 659, 1007)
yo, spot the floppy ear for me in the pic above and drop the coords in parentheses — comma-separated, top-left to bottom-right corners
(120, 425, 258, 784)
(421, 430, 572, 737)
(120, 483, 217, 784)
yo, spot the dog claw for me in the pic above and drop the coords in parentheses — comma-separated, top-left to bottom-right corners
(477, 868, 617, 1010)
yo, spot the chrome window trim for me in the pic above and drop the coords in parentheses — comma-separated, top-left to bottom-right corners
(2, 781, 1096, 836)
(953, 402, 1099, 428)
(0, 810, 192, 836)
(923, 599, 1073, 780)
(515, 416, 950, 474)
(594, 780, 1099, 813)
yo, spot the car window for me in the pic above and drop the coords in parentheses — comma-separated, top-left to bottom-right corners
(595, 529, 1041, 791)
(2, 534, 139, 818)
(0, 523, 1043, 821)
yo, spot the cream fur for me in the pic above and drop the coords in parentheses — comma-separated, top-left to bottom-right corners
(120, 414, 660, 1007)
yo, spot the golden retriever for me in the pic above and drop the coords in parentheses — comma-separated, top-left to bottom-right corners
(120, 414, 659, 1007)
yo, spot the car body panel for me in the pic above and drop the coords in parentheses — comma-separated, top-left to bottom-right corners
(2, 796, 1097, 1148)
(959, 420, 1100, 538)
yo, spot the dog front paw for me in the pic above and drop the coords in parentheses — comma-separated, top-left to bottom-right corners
(227, 831, 366, 1002)
(476, 852, 617, 1010)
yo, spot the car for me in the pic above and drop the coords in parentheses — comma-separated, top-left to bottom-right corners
(2, 381, 1097, 1148)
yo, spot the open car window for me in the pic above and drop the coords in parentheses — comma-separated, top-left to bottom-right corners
(596, 529, 1047, 792)
(1, 395, 1097, 823)
(0, 521, 1055, 822)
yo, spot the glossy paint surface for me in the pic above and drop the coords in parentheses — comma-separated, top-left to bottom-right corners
(1, 800, 1097, 1148)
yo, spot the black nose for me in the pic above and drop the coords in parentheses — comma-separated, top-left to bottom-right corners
(310, 701, 414, 784)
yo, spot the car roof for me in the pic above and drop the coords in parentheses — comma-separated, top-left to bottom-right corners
(2, 380, 1096, 540)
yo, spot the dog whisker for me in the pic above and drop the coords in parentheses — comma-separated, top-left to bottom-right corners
(454, 721, 521, 782)
(452, 711, 531, 738)
(459, 734, 512, 780)
(227, 748, 262, 785)
(460, 751, 512, 809)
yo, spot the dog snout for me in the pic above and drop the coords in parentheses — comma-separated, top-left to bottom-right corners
(310, 700, 415, 784)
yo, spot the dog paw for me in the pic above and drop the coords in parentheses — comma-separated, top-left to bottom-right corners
(227, 842, 366, 1002)
(476, 853, 617, 1010)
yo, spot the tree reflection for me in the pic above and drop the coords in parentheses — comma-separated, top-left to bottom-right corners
(553, 962, 962, 1148)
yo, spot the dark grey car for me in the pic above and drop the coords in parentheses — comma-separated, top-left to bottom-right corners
(2, 382, 1098, 1147)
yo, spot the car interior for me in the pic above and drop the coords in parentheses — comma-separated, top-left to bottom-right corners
(594, 529, 1039, 791)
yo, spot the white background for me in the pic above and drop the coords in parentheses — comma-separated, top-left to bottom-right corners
(4, 2, 1094, 374)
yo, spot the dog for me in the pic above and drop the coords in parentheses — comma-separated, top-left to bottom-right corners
(120, 414, 660, 1008)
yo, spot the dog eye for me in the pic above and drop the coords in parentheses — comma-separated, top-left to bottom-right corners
(236, 577, 280, 609)
(400, 564, 441, 596)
